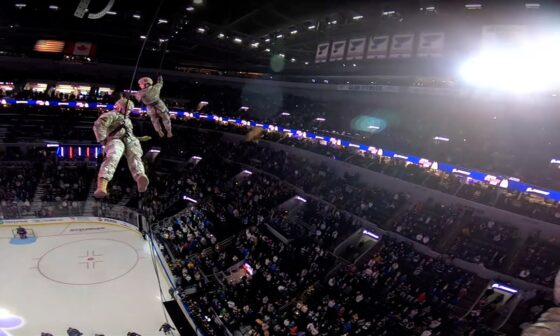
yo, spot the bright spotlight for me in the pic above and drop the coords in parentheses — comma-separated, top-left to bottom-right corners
(193, 0, 203, 4)
(233, 37, 242, 43)
(459, 35, 560, 93)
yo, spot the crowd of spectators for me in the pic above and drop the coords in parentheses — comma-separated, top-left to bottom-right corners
(4, 83, 560, 225)
(38, 154, 93, 217)
(296, 237, 478, 336)
(389, 200, 462, 248)
(5, 79, 560, 192)
(449, 216, 519, 272)
(513, 233, 560, 287)
(1, 87, 559, 335)
(120, 128, 549, 335)
(0, 162, 38, 218)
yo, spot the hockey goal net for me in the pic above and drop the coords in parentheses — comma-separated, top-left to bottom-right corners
(12, 228, 36, 239)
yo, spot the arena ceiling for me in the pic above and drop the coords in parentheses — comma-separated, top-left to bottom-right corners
(0, 0, 558, 76)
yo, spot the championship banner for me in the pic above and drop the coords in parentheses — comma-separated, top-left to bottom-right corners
(329, 40, 347, 62)
(345, 38, 366, 60)
(366, 35, 389, 59)
(417, 32, 445, 57)
(315, 42, 330, 63)
(481, 25, 527, 48)
(389, 34, 414, 58)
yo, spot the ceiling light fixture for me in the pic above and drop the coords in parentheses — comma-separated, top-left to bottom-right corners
(217, 33, 225, 39)
(197, 27, 206, 33)
(290, 30, 298, 35)
(308, 25, 316, 30)
(353, 15, 363, 20)
(465, 4, 482, 9)
(107, 11, 117, 15)
(233, 37, 242, 43)
(186, 6, 194, 11)
(132, 14, 141, 19)
(276, 34, 284, 39)
(49, 5, 59, 10)
(15, 3, 27, 9)
(158, 19, 168, 24)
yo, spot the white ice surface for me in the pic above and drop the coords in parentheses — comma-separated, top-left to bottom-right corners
(0, 222, 174, 336)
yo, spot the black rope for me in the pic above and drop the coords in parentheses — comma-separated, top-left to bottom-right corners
(127, 0, 166, 93)
(124, 0, 175, 329)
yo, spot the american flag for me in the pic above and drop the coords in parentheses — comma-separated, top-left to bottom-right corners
(34, 40, 65, 53)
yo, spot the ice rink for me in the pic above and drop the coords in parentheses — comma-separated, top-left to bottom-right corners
(0, 219, 174, 336)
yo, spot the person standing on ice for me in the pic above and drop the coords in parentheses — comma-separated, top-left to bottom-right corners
(135, 75, 173, 138)
(93, 98, 150, 198)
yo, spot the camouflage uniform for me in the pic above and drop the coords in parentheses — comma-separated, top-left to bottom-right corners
(135, 76, 172, 137)
(93, 99, 148, 197)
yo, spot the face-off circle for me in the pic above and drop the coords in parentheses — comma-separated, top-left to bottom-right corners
(37, 238, 140, 285)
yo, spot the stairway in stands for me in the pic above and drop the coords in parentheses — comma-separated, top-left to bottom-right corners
(454, 276, 491, 319)
(117, 193, 132, 207)
(81, 180, 97, 216)
(28, 179, 47, 216)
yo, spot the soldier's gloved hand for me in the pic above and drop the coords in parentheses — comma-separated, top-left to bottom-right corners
(137, 136, 152, 142)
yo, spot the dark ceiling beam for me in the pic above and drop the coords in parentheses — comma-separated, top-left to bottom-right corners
(221, 2, 276, 31)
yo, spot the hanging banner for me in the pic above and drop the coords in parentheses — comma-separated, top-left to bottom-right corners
(481, 25, 528, 48)
(366, 35, 389, 59)
(345, 38, 366, 60)
(315, 42, 330, 63)
(417, 32, 445, 57)
(329, 40, 347, 61)
(389, 34, 414, 58)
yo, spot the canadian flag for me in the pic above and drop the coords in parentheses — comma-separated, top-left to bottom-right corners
(65, 41, 96, 56)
